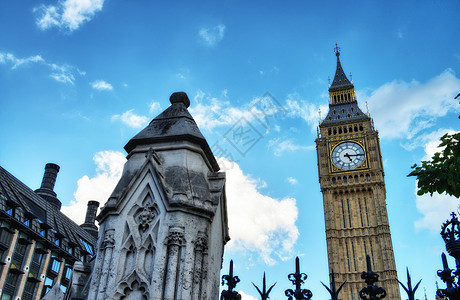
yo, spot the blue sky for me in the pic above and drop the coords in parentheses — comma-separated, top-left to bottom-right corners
(1, 0, 460, 299)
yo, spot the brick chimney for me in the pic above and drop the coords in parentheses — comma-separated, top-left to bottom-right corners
(80, 200, 100, 238)
(35, 163, 62, 209)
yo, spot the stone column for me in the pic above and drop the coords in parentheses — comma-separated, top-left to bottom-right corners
(163, 227, 184, 300)
(97, 229, 115, 300)
(192, 234, 207, 300)
(88, 238, 105, 300)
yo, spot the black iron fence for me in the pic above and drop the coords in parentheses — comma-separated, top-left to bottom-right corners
(222, 212, 460, 300)
(221, 253, 387, 300)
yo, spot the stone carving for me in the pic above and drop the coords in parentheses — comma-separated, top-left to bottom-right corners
(124, 244, 137, 277)
(195, 234, 208, 252)
(143, 242, 155, 281)
(102, 229, 115, 249)
(116, 274, 149, 300)
(135, 204, 157, 232)
(166, 229, 185, 246)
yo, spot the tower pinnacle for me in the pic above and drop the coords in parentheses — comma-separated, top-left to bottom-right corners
(334, 43, 341, 57)
(329, 44, 353, 92)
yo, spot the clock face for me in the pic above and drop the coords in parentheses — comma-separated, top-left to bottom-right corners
(331, 141, 365, 170)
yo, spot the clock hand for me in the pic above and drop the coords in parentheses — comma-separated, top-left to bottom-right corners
(347, 154, 364, 157)
(344, 153, 353, 161)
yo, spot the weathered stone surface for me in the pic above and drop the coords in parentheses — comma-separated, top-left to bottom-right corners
(88, 92, 228, 300)
(70, 261, 94, 300)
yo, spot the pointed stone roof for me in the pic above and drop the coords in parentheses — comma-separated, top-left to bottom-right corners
(124, 92, 219, 171)
(329, 45, 354, 92)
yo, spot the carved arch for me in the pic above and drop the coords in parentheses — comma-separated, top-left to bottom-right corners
(114, 272, 149, 300)
(140, 235, 156, 281)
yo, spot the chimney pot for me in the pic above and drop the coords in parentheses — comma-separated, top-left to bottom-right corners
(35, 163, 62, 209)
(80, 200, 100, 238)
(40, 163, 60, 191)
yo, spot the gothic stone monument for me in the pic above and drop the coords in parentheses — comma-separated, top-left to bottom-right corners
(88, 92, 230, 300)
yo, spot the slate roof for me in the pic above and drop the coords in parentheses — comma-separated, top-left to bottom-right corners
(0, 165, 97, 259)
(329, 52, 354, 92)
(320, 102, 370, 126)
(124, 92, 220, 171)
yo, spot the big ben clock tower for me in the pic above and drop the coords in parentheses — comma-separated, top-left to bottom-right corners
(316, 45, 400, 300)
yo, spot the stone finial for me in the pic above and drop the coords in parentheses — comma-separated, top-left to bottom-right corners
(170, 92, 190, 108)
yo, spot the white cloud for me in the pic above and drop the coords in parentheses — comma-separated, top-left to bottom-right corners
(0, 51, 81, 85)
(35, 0, 104, 32)
(402, 128, 456, 153)
(268, 138, 313, 157)
(0, 53, 44, 69)
(189, 93, 254, 131)
(414, 190, 458, 233)
(149, 101, 161, 114)
(51, 73, 75, 84)
(285, 95, 329, 132)
(362, 69, 460, 140)
(287, 177, 298, 185)
(239, 291, 258, 300)
(112, 109, 149, 129)
(91, 80, 113, 91)
(413, 129, 460, 232)
(194, 90, 206, 102)
(64, 154, 299, 264)
(221, 157, 299, 265)
(189, 91, 285, 133)
(62, 151, 126, 224)
(199, 24, 225, 47)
